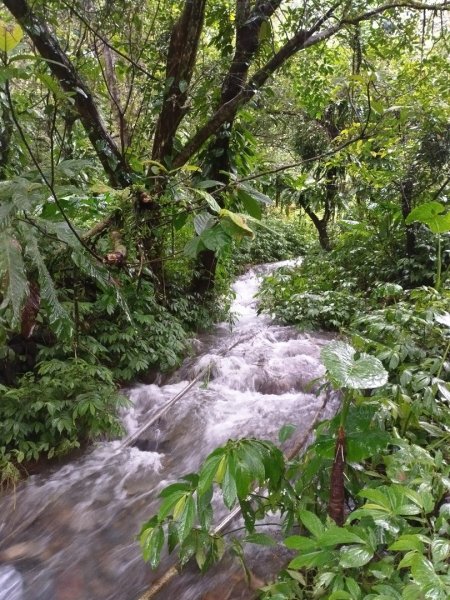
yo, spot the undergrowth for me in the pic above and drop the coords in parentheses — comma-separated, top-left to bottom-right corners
(138, 224, 450, 600)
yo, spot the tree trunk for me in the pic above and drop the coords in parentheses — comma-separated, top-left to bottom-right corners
(191, 0, 282, 294)
(299, 195, 332, 252)
(400, 178, 416, 257)
(0, 88, 13, 180)
(138, 0, 207, 276)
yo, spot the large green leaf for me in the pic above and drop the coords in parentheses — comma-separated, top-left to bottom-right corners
(0, 232, 28, 326)
(405, 202, 450, 234)
(321, 341, 388, 389)
(193, 212, 216, 235)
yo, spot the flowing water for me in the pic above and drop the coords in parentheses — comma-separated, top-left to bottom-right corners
(0, 261, 337, 600)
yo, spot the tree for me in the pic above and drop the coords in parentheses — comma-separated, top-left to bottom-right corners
(2, 0, 450, 294)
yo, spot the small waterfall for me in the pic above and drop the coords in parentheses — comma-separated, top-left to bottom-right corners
(0, 260, 336, 600)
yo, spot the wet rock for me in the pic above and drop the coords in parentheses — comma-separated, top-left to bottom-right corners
(0, 541, 44, 562)
(55, 567, 86, 600)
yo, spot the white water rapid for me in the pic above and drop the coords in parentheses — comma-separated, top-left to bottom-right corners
(0, 261, 337, 600)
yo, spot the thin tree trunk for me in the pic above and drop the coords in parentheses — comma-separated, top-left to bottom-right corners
(191, 0, 282, 294)
(0, 88, 13, 179)
(400, 178, 416, 257)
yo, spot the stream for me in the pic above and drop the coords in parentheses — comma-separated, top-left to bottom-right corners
(0, 260, 337, 600)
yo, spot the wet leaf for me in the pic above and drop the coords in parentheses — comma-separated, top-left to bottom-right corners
(321, 341, 388, 389)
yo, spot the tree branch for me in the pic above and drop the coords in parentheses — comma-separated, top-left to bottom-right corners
(2, 0, 131, 188)
(172, 0, 450, 168)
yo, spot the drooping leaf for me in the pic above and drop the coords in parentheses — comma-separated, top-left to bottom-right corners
(405, 202, 450, 234)
(177, 494, 196, 542)
(219, 209, 254, 238)
(0, 233, 29, 326)
(140, 524, 164, 569)
(0, 21, 23, 53)
(237, 187, 262, 219)
(21, 226, 72, 336)
(321, 341, 388, 389)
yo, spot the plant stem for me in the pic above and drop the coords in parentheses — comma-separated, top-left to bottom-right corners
(340, 392, 351, 429)
(436, 234, 442, 291)
(437, 338, 450, 380)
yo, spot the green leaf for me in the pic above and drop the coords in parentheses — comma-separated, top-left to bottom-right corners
(140, 525, 164, 569)
(192, 188, 221, 213)
(237, 188, 262, 219)
(321, 341, 388, 389)
(194, 212, 216, 235)
(431, 539, 450, 563)
(284, 535, 319, 552)
(405, 201, 450, 234)
(389, 534, 425, 553)
(222, 452, 237, 509)
(244, 532, 277, 546)
(288, 549, 334, 569)
(339, 544, 373, 568)
(299, 510, 325, 538)
(200, 225, 231, 252)
(238, 183, 272, 205)
(177, 494, 196, 542)
(318, 526, 365, 547)
(195, 179, 223, 190)
(278, 423, 296, 443)
(184, 236, 205, 258)
(410, 554, 448, 599)
(198, 449, 226, 496)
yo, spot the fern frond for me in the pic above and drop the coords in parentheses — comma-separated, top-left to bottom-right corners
(21, 225, 73, 337)
(71, 249, 132, 322)
(0, 232, 29, 327)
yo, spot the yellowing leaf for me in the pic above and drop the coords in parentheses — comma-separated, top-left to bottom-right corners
(172, 494, 187, 520)
(219, 209, 254, 238)
(0, 21, 23, 53)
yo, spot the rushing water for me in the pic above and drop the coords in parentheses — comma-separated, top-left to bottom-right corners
(0, 261, 337, 600)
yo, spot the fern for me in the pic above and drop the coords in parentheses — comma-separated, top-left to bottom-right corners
(20, 224, 73, 337)
(0, 232, 29, 327)
(71, 249, 132, 322)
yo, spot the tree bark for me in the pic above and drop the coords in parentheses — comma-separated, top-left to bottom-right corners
(0, 88, 13, 180)
(191, 0, 282, 294)
(151, 0, 207, 166)
(138, 0, 207, 275)
(400, 178, 416, 257)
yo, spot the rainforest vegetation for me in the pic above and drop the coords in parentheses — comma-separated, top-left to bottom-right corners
(1, 0, 450, 598)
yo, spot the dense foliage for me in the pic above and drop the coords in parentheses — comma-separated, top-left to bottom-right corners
(0, 1, 449, 597)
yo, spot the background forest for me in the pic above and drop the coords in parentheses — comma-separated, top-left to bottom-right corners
(0, 1, 450, 598)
